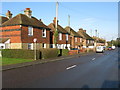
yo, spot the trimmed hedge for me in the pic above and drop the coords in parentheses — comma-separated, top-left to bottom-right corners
(2, 48, 69, 60)
(39, 48, 59, 59)
(58, 49, 69, 56)
(2, 49, 35, 59)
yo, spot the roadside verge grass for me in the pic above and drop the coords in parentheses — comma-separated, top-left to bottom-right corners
(2, 57, 33, 66)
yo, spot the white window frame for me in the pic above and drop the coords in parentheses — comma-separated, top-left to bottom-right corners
(42, 29, 46, 38)
(28, 43, 33, 50)
(42, 43, 46, 48)
(80, 38, 82, 42)
(28, 26, 33, 36)
(75, 37, 77, 42)
(59, 33, 62, 40)
(66, 34, 68, 41)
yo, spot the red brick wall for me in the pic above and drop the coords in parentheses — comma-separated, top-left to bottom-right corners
(0, 25, 21, 43)
(21, 26, 50, 44)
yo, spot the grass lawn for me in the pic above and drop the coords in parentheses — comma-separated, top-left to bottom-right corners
(1, 57, 33, 66)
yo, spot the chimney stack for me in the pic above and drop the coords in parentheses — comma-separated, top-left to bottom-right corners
(6, 10, 12, 19)
(24, 8, 32, 18)
(79, 28, 83, 31)
(83, 30, 86, 33)
(53, 17, 59, 24)
(39, 19, 42, 22)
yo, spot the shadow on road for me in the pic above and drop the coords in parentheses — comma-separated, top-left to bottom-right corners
(81, 85, 90, 90)
(101, 80, 119, 88)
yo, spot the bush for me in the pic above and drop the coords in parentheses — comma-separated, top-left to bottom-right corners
(2, 49, 36, 59)
(2, 48, 68, 60)
(39, 48, 59, 59)
(58, 49, 69, 56)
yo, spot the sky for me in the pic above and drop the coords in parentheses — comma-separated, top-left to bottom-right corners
(1, 1, 118, 41)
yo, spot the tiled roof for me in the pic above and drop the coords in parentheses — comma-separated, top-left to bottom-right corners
(77, 29, 94, 40)
(48, 23, 69, 34)
(0, 16, 9, 24)
(65, 26, 82, 37)
(1, 14, 49, 29)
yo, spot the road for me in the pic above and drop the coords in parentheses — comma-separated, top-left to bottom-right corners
(2, 48, 119, 88)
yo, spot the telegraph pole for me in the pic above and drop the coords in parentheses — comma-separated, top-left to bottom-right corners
(54, 2, 58, 48)
(95, 29, 97, 37)
(91, 29, 92, 37)
(55, 2, 58, 31)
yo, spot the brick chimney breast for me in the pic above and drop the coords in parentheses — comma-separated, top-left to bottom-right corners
(6, 10, 12, 19)
(24, 8, 32, 18)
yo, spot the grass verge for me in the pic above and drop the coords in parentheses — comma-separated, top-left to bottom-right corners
(2, 57, 33, 66)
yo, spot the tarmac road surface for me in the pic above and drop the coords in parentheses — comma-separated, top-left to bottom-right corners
(2, 48, 119, 88)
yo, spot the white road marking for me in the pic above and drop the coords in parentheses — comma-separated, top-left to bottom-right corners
(66, 65, 77, 70)
(92, 58, 95, 60)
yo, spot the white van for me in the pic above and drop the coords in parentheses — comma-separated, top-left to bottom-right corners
(96, 46, 104, 53)
(112, 46, 115, 50)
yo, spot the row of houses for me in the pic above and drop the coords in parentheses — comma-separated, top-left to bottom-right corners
(0, 8, 104, 50)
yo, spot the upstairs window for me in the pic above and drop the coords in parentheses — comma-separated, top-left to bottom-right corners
(75, 37, 77, 42)
(66, 34, 68, 41)
(80, 38, 82, 42)
(42, 29, 46, 37)
(28, 26, 33, 36)
(59, 33, 62, 40)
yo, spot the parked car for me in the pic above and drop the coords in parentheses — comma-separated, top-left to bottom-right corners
(112, 46, 116, 50)
(71, 48, 80, 53)
(108, 47, 112, 50)
(96, 46, 104, 53)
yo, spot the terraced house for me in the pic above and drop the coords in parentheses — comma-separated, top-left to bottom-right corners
(48, 17, 71, 50)
(64, 26, 83, 49)
(77, 28, 94, 48)
(0, 8, 51, 49)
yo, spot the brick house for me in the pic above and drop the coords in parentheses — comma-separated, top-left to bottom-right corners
(77, 28, 94, 48)
(48, 17, 70, 50)
(0, 8, 51, 49)
(64, 26, 83, 49)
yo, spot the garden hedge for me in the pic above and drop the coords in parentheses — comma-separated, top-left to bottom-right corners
(58, 49, 69, 56)
(39, 48, 59, 59)
(2, 48, 69, 60)
(2, 49, 35, 59)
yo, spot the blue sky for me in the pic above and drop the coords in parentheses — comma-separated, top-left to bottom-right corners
(1, 2, 118, 41)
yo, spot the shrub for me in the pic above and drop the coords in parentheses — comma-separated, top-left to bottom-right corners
(58, 49, 69, 56)
(39, 48, 59, 59)
(2, 49, 36, 59)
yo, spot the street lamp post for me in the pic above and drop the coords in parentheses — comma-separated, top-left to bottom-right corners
(33, 38, 37, 60)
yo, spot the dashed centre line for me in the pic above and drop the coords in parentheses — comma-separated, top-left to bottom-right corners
(92, 58, 96, 60)
(66, 65, 77, 70)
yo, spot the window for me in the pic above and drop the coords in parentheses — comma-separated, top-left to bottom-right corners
(28, 43, 33, 50)
(28, 26, 33, 36)
(80, 38, 82, 42)
(87, 40, 89, 44)
(75, 37, 77, 42)
(59, 33, 62, 40)
(42, 29, 46, 37)
(66, 34, 68, 41)
(42, 43, 46, 48)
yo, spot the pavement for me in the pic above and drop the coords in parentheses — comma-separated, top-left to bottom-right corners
(2, 52, 93, 71)
(2, 48, 119, 88)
